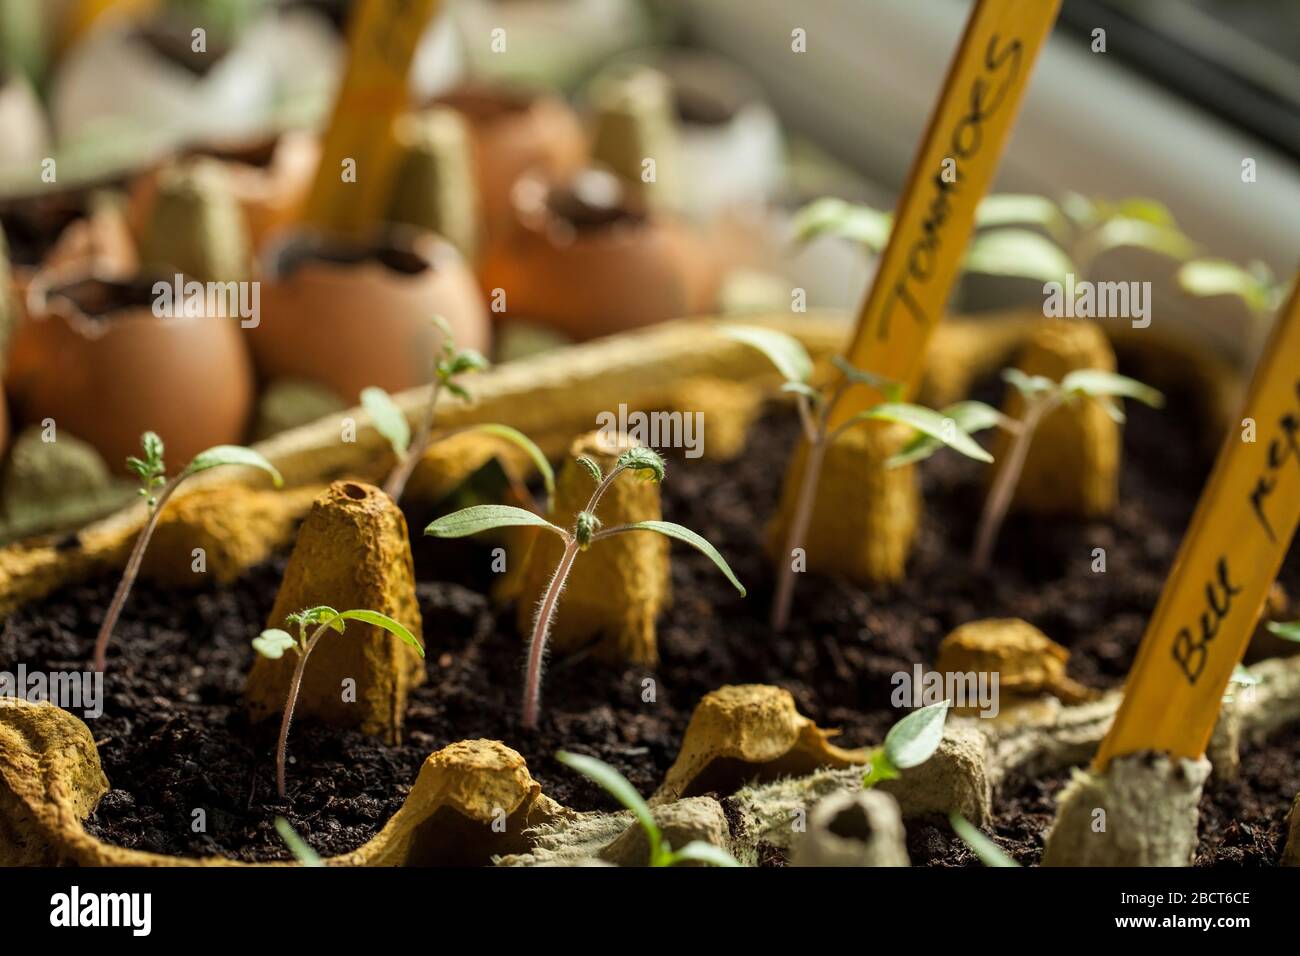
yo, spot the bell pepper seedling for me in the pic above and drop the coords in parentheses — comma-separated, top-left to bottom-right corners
(92, 432, 282, 672)
(425, 446, 744, 729)
(862, 698, 950, 788)
(722, 325, 992, 631)
(253, 605, 423, 799)
(556, 750, 741, 867)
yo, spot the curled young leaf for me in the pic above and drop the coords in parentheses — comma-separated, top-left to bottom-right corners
(184, 445, 284, 487)
(338, 609, 424, 656)
(790, 197, 892, 251)
(556, 750, 662, 861)
(467, 424, 556, 508)
(575, 510, 601, 548)
(430, 314, 456, 355)
(361, 387, 411, 456)
(1001, 367, 1057, 399)
(949, 812, 1020, 867)
(963, 228, 1075, 283)
(862, 403, 993, 464)
(446, 348, 489, 377)
(616, 446, 666, 483)
(1177, 259, 1275, 316)
(424, 505, 566, 539)
(141, 431, 165, 468)
(1059, 369, 1164, 408)
(721, 325, 813, 385)
(888, 401, 1006, 468)
(252, 628, 297, 659)
(1084, 215, 1197, 263)
(882, 699, 950, 770)
(575, 455, 603, 483)
(975, 194, 1068, 242)
(286, 605, 344, 633)
(606, 520, 745, 596)
(781, 381, 822, 404)
(831, 355, 903, 401)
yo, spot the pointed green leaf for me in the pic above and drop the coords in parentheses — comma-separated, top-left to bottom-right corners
(964, 228, 1074, 283)
(141, 431, 165, 466)
(575, 455, 603, 483)
(883, 699, 950, 770)
(448, 348, 489, 376)
(338, 609, 424, 656)
(430, 314, 455, 353)
(781, 381, 822, 403)
(721, 325, 813, 384)
(556, 751, 661, 858)
(361, 387, 411, 456)
(889, 401, 1004, 468)
(1086, 216, 1196, 262)
(252, 628, 297, 659)
(424, 505, 565, 539)
(468, 424, 555, 507)
(287, 606, 344, 633)
(275, 817, 324, 867)
(950, 812, 1019, 867)
(832, 355, 903, 400)
(670, 841, 743, 868)
(184, 445, 283, 487)
(790, 197, 892, 251)
(616, 446, 666, 483)
(616, 521, 745, 596)
(1177, 259, 1274, 315)
(1267, 620, 1300, 644)
(976, 194, 1068, 242)
(863, 404, 992, 463)
(1060, 369, 1164, 408)
(1001, 367, 1057, 398)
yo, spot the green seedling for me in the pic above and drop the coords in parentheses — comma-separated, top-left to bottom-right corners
(795, 193, 1197, 285)
(1266, 620, 1300, 643)
(556, 750, 741, 867)
(721, 325, 992, 632)
(949, 811, 1020, 867)
(253, 606, 423, 799)
(92, 432, 282, 672)
(425, 446, 744, 729)
(366, 315, 556, 506)
(1178, 258, 1289, 324)
(862, 699, 950, 788)
(963, 367, 1165, 571)
(274, 817, 324, 867)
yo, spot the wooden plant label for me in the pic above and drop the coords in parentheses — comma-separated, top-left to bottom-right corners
(829, 0, 1060, 427)
(300, 0, 439, 234)
(1095, 274, 1300, 768)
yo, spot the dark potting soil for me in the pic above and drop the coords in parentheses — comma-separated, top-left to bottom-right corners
(4, 382, 1299, 864)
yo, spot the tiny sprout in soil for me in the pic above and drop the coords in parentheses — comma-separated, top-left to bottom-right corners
(556, 750, 741, 867)
(721, 325, 992, 631)
(862, 698, 950, 788)
(968, 367, 1164, 571)
(949, 811, 1019, 867)
(425, 446, 745, 730)
(252, 606, 423, 799)
(275, 817, 324, 867)
(92, 432, 282, 672)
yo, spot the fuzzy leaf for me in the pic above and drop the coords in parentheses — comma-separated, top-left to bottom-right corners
(1267, 621, 1300, 643)
(949, 812, 1020, 867)
(831, 356, 902, 401)
(556, 751, 661, 857)
(889, 401, 1004, 468)
(790, 197, 892, 251)
(964, 228, 1074, 283)
(286, 606, 345, 634)
(616, 446, 666, 483)
(1060, 369, 1164, 408)
(141, 431, 165, 466)
(252, 628, 297, 659)
(575, 455, 603, 483)
(468, 424, 555, 507)
(883, 699, 950, 770)
(670, 841, 743, 868)
(616, 521, 745, 596)
(862, 404, 993, 463)
(184, 445, 283, 487)
(361, 387, 411, 456)
(721, 325, 813, 385)
(424, 505, 565, 539)
(338, 609, 424, 656)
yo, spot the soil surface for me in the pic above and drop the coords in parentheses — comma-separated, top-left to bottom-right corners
(4, 379, 1299, 864)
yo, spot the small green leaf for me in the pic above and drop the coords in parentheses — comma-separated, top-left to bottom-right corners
(976, 194, 1068, 242)
(963, 228, 1075, 283)
(424, 505, 566, 539)
(861, 746, 900, 788)
(252, 628, 297, 659)
(141, 431, 165, 467)
(889, 401, 1005, 468)
(669, 841, 743, 868)
(1001, 367, 1057, 398)
(1114, 197, 1177, 227)
(275, 817, 324, 867)
(1267, 620, 1300, 643)
(831, 356, 903, 401)
(1087, 216, 1196, 262)
(361, 387, 411, 456)
(286, 606, 344, 634)
(863, 404, 993, 463)
(1177, 259, 1274, 315)
(447, 349, 489, 376)
(949, 812, 1019, 867)
(556, 751, 662, 860)
(338, 609, 424, 656)
(616, 446, 666, 483)
(781, 381, 822, 403)
(883, 699, 950, 770)
(445, 380, 473, 403)
(790, 197, 892, 251)
(616, 521, 745, 596)
(575, 510, 601, 548)
(430, 314, 456, 354)
(1060, 369, 1164, 408)
(184, 445, 284, 487)
(721, 325, 814, 385)
(575, 455, 603, 483)
(468, 424, 555, 508)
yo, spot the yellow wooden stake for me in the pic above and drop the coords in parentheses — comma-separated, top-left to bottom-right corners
(828, 0, 1060, 428)
(300, 0, 440, 234)
(1095, 273, 1300, 769)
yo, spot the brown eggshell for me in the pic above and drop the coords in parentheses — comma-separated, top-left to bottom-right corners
(127, 130, 320, 253)
(477, 168, 696, 340)
(432, 85, 587, 244)
(248, 225, 490, 401)
(7, 271, 255, 470)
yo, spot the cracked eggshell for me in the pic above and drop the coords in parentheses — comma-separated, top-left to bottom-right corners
(249, 225, 489, 402)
